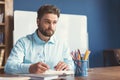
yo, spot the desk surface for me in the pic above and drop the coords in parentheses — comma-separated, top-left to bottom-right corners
(1, 66, 120, 80)
(76, 66, 120, 80)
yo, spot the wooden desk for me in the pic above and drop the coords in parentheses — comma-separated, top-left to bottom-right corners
(76, 66, 120, 80)
(1, 66, 120, 80)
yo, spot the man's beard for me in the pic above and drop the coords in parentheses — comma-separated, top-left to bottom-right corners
(38, 27, 54, 37)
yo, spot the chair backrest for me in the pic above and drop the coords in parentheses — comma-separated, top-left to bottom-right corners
(113, 49, 120, 64)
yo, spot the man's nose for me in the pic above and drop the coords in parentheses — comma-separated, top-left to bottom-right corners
(49, 23, 54, 28)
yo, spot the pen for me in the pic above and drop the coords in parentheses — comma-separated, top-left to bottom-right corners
(70, 51, 75, 60)
(77, 49, 81, 60)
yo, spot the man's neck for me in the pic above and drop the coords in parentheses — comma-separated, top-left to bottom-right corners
(37, 30, 50, 42)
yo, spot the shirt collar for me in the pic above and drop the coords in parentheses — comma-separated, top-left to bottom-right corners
(33, 29, 56, 44)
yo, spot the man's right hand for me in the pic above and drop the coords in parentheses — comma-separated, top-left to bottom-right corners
(29, 62, 49, 74)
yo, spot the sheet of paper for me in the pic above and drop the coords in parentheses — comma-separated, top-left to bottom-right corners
(16, 70, 74, 80)
(44, 69, 74, 75)
(0, 77, 30, 80)
(18, 73, 58, 80)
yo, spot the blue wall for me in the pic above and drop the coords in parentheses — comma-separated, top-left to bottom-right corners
(14, 0, 120, 68)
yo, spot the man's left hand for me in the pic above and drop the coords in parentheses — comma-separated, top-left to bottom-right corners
(54, 61, 69, 71)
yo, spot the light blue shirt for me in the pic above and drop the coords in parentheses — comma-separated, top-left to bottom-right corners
(4, 30, 74, 74)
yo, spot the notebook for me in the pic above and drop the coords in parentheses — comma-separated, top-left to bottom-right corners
(17, 70, 74, 80)
(44, 69, 74, 75)
(19, 74, 58, 80)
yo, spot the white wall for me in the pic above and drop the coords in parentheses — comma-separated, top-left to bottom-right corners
(14, 10, 88, 54)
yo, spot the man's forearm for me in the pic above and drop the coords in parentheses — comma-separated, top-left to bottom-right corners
(4, 61, 31, 74)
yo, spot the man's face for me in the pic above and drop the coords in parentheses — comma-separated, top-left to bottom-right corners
(37, 13, 58, 37)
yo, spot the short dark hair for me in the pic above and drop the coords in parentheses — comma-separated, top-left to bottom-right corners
(37, 4, 60, 19)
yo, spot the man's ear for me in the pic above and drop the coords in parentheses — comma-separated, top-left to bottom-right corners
(37, 18, 40, 25)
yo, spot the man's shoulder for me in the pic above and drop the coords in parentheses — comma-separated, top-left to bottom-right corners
(16, 33, 34, 44)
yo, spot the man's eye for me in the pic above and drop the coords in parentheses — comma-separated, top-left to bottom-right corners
(53, 21, 57, 24)
(45, 21, 50, 24)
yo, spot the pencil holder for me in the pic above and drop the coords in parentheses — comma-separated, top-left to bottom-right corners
(74, 60, 88, 77)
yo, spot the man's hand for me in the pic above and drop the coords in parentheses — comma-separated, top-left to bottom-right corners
(54, 61, 69, 71)
(29, 62, 49, 74)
